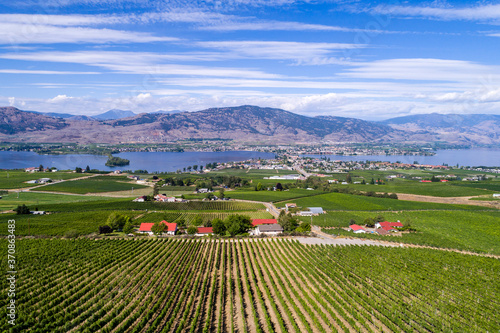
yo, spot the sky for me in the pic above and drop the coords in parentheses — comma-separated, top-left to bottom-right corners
(1, 0, 500, 120)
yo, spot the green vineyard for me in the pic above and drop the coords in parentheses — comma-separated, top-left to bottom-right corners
(2, 239, 498, 332)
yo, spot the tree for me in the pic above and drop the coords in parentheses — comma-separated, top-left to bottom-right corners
(206, 192, 215, 200)
(212, 218, 226, 236)
(278, 211, 299, 232)
(191, 214, 204, 226)
(276, 182, 283, 191)
(187, 226, 198, 235)
(256, 182, 263, 191)
(370, 178, 375, 185)
(224, 214, 252, 236)
(193, 165, 198, 171)
(123, 221, 134, 234)
(85, 165, 91, 173)
(187, 166, 192, 172)
(296, 222, 311, 233)
(350, 219, 357, 225)
(176, 218, 186, 228)
(107, 212, 130, 231)
(39, 164, 44, 172)
(218, 187, 225, 199)
(15, 204, 30, 215)
(153, 183, 160, 196)
(151, 221, 167, 234)
(98, 225, 113, 234)
(152, 175, 159, 180)
(75, 167, 83, 173)
(346, 173, 352, 183)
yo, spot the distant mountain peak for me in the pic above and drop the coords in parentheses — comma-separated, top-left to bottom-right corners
(93, 109, 136, 121)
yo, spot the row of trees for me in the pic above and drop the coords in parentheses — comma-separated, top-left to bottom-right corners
(99, 213, 134, 234)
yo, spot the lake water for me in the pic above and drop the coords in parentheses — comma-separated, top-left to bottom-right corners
(301, 148, 500, 167)
(0, 151, 275, 173)
(1, 148, 499, 172)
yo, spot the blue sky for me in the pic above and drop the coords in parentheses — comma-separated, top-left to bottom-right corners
(1, 0, 500, 120)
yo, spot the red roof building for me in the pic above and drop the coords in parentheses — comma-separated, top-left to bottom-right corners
(197, 227, 213, 234)
(377, 221, 403, 228)
(251, 219, 278, 227)
(138, 220, 177, 234)
(349, 224, 366, 233)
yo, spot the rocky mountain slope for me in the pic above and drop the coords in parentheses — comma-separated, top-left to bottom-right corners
(0, 105, 498, 144)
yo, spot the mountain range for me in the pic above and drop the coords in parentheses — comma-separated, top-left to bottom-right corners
(0, 106, 498, 145)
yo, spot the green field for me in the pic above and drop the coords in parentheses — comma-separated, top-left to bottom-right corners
(317, 210, 500, 255)
(0, 170, 88, 189)
(35, 175, 150, 194)
(0, 191, 117, 211)
(226, 188, 324, 202)
(3, 239, 498, 332)
(1, 197, 267, 236)
(286, 191, 488, 211)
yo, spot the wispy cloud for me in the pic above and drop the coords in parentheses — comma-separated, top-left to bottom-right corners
(0, 51, 282, 79)
(369, 4, 500, 22)
(0, 69, 100, 74)
(0, 22, 176, 45)
(196, 40, 360, 65)
(339, 58, 500, 83)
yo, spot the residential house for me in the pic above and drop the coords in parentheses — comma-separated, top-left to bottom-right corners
(285, 203, 296, 211)
(138, 220, 177, 235)
(254, 224, 283, 236)
(32, 211, 45, 215)
(195, 227, 213, 236)
(251, 219, 278, 227)
(375, 221, 404, 229)
(133, 196, 147, 202)
(348, 224, 366, 234)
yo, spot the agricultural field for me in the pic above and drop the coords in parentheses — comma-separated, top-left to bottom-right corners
(0, 169, 86, 189)
(1, 198, 268, 236)
(2, 238, 498, 332)
(0, 191, 116, 211)
(285, 192, 488, 212)
(34, 175, 150, 194)
(313, 210, 500, 255)
(329, 180, 495, 197)
(226, 188, 324, 202)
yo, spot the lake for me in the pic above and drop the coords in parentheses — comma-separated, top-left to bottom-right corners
(301, 148, 500, 167)
(0, 151, 275, 172)
(1, 148, 499, 172)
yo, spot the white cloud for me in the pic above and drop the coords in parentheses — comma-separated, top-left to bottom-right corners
(1, 51, 282, 79)
(0, 22, 176, 45)
(340, 58, 500, 83)
(370, 4, 500, 22)
(196, 40, 360, 64)
(0, 69, 100, 75)
(48, 94, 75, 103)
(8, 97, 15, 106)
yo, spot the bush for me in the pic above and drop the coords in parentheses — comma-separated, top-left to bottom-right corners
(15, 204, 30, 215)
(64, 230, 80, 238)
(99, 225, 113, 234)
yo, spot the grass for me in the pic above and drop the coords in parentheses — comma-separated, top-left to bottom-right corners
(35, 175, 150, 194)
(319, 210, 500, 255)
(0, 191, 118, 211)
(331, 180, 494, 197)
(225, 188, 324, 202)
(286, 192, 488, 211)
(0, 210, 141, 236)
(0, 170, 88, 189)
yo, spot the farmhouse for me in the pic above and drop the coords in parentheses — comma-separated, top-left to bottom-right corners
(25, 167, 38, 172)
(138, 220, 177, 235)
(195, 227, 213, 236)
(154, 194, 176, 202)
(251, 219, 278, 227)
(254, 224, 283, 236)
(285, 203, 297, 211)
(348, 224, 366, 234)
(375, 221, 404, 229)
(32, 211, 45, 215)
(133, 196, 147, 202)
